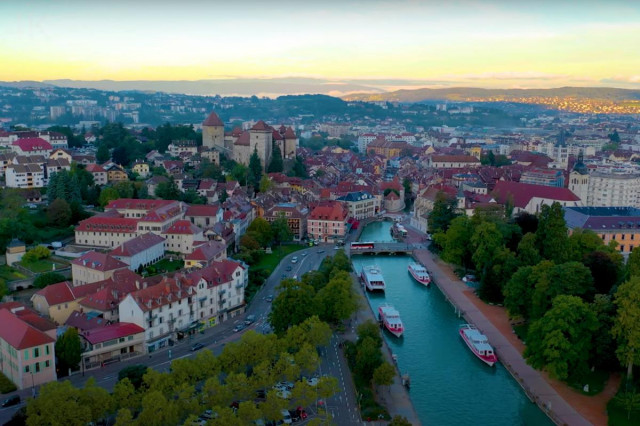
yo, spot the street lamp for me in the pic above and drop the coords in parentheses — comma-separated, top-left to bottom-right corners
(30, 371, 35, 397)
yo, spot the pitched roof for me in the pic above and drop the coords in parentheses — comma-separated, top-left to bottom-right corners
(110, 232, 165, 257)
(86, 163, 106, 173)
(105, 198, 176, 211)
(203, 111, 224, 127)
(76, 215, 138, 233)
(12, 137, 53, 152)
(234, 131, 250, 146)
(128, 275, 195, 312)
(284, 127, 296, 139)
(431, 154, 480, 163)
(0, 309, 55, 350)
(185, 204, 221, 218)
(81, 322, 145, 345)
(72, 251, 128, 271)
(33, 281, 76, 305)
(65, 310, 109, 331)
(0, 302, 56, 332)
(187, 259, 244, 287)
(186, 240, 227, 262)
(309, 201, 348, 221)
(492, 181, 580, 209)
(251, 120, 271, 131)
(164, 219, 203, 235)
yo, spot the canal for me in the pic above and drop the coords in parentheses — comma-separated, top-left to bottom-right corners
(353, 221, 552, 425)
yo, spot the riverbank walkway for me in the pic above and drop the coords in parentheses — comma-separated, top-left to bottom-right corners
(413, 248, 591, 426)
(345, 272, 422, 426)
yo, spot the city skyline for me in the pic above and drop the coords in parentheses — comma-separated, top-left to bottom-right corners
(1, 0, 640, 93)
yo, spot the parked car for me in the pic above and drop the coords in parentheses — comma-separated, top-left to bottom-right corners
(306, 377, 319, 387)
(291, 257, 298, 263)
(1, 395, 20, 407)
(266, 295, 274, 302)
(281, 409, 293, 424)
(301, 252, 307, 257)
(190, 342, 204, 351)
(233, 324, 246, 333)
(286, 266, 292, 271)
(245, 314, 256, 325)
(318, 249, 325, 254)
(462, 274, 477, 283)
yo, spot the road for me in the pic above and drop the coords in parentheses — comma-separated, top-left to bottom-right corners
(0, 244, 358, 424)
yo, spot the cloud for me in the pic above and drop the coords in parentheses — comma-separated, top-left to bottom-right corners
(446, 71, 567, 81)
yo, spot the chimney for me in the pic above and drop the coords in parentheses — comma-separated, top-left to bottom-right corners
(135, 280, 140, 290)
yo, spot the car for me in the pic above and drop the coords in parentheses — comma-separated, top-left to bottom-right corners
(233, 324, 246, 332)
(334, 246, 340, 250)
(190, 342, 204, 351)
(1, 395, 20, 407)
(301, 252, 307, 257)
(286, 266, 292, 271)
(288, 410, 301, 422)
(245, 314, 256, 325)
(318, 249, 325, 254)
(266, 295, 274, 302)
(275, 388, 291, 399)
(291, 257, 298, 264)
(292, 275, 297, 280)
(281, 409, 293, 424)
(306, 377, 319, 387)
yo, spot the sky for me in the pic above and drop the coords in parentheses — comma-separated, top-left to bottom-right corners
(1, 0, 640, 91)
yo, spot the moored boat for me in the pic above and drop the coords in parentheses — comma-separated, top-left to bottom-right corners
(459, 324, 498, 367)
(360, 265, 386, 292)
(378, 303, 404, 337)
(408, 262, 431, 286)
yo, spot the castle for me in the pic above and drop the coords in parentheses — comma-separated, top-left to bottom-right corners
(202, 111, 297, 171)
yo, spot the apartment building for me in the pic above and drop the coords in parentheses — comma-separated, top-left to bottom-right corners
(71, 251, 128, 286)
(336, 191, 380, 220)
(307, 201, 349, 243)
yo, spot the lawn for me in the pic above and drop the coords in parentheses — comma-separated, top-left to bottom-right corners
(143, 258, 184, 276)
(0, 265, 27, 281)
(252, 244, 306, 273)
(19, 259, 68, 273)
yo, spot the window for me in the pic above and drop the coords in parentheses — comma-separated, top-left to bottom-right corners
(33, 347, 40, 358)
(24, 350, 28, 360)
(24, 365, 29, 373)
(45, 360, 50, 368)
(35, 362, 40, 373)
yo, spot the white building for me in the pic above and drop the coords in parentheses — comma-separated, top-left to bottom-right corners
(109, 232, 166, 272)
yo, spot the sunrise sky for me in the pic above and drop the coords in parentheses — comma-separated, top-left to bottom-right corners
(2, 0, 639, 90)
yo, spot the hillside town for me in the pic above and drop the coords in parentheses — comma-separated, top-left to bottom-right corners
(1, 89, 640, 425)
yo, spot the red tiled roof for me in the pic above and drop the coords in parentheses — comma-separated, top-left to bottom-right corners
(33, 281, 75, 305)
(0, 302, 56, 332)
(164, 220, 202, 235)
(12, 137, 53, 152)
(129, 275, 195, 312)
(110, 232, 165, 257)
(234, 131, 250, 146)
(309, 201, 348, 221)
(65, 311, 109, 331)
(86, 163, 106, 173)
(79, 270, 156, 311)
(0, 309, 55, 350)
(272, 130, 284, 140)
(187, 259, 244, 287)
(72, 251, 128, 271)
(251, 120, 271, 131)
(105, 198, 175, 211)
(185, 204, 220, 217)
(76, 215, 138, 233)
(203, 111, 224, 127)
(492, 181, 580, 209)
(284, 127, 296, 139)
(186, 240, 226, 262)
(82, 322, 145, 345)
(431, 154, 480, 163)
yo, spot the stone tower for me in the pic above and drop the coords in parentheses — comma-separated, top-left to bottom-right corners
(249, 120, 272, 171)
(202, 111, 225, 151)
(568, 150, 589, 203)
(283, 126, 298, 159)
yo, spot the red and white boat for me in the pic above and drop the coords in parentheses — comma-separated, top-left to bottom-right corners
(360, 265, 386, 292)
(408, 262, 431, 286)
(459, 324, 497, 367)
(378, 304, 404, 338)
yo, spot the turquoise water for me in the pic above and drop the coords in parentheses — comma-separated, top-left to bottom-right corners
(353, 224, 553, 426)
(358, 220, 396, 242)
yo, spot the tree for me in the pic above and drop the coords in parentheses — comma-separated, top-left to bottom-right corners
(613, 391, 640, 421)
(247, 218, 273, 248)
(584, 251, 620, 294)
(114, 181, 135, 198)
(98, 187, 119, 207)
(516, 233, 541, 267)
(590, 294, 619, 371)
(627, 246, 640, 279)
(47, 198, 72, 227)
(609, 129, 621, 143)
(239, 233, 261, 251)
(389, 416, 413, 426)
(372, 361, 395, 386)
(314, 271, 358, 324)
(55, 327, 82, 375)
(471, 221, 504, 279)
(269, 279, 317, 334)
(428, 191, 459, 235)
(22, 246, 51, 263)
(117, 364, 149, 389)
(612, 276, 640, 380)
(259, 175, 274, 193)
(237, 401, 262, 424)
(355, 336, 383, 379)
(96, 144, 110, 163)
(155, 177, 181, 200)
(26, 381, 91, 426)
(271, 215, 292, 245)
(525, 295, 599, 380)
(513, 212, 538, 237)
(290, 156, 308, 178)
(248, 147, 263, 190)
(79, 377, 112, 423)
(268, 145, 284, 173)
(0, 279, 7, 300)
(437, 215, 473, 268)
(136, 390, 179, 426)
(535, 203, 570, 264)
(356, 320, 383, 349)
(530, 261, 594, 320)
(33, 272, 66, 289)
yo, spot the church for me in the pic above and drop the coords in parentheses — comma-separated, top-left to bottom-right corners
(202, 111, 297, 171)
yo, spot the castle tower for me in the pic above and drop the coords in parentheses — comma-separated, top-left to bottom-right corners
(202, 111, 225, 151)
(568, 150, 589, 203)
(283, 127, 298, 159)
(249, 120, 272, 171)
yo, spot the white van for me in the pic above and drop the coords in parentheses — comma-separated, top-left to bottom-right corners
(281, 409, 292, 424)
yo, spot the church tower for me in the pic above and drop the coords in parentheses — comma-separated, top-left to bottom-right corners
(202, 111, 225, 151)
(568, 150, 589, 204)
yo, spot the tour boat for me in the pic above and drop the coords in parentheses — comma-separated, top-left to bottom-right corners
(360, 265, 386, 292)
(459, 324, 498, 367)
(378, 304, 404, 338)
(408, 262, 431, 286)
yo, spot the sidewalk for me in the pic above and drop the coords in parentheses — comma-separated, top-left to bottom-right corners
(345, 272, 422, 426)
(413, 249, 591, 426)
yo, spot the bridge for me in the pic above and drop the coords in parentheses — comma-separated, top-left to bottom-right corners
(346, 242, 425, 256)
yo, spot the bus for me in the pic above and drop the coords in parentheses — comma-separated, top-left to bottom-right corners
(350, 242, 375, 250)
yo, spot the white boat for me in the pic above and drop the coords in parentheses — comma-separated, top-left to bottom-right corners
(408, 262, 431, 286)
(360, 265, 386, 292)
(459, 324, 498, 367)
(378, 304, 404, 338)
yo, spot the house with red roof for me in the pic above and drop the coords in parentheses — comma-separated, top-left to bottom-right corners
(31, 280, 109, 324)
(10, 137, 53, 157)
(0, 309, 57, 390)
(492, 181, 582, 215)
(71, 251, 128, 287)
(429, 154, 481, 169)
(307, 201, 349, 243)
(0, 302, 56, 340)
(79, 322, 146, 369)
(185, 204, 223, 229)
(110, 232, 166, 272)
(185, 240, 227, 268)
(162, 220, 205, 254)
(86, 163, 107, 185)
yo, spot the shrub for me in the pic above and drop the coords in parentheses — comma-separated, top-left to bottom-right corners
(22, 246, 51, 263)
(0, 372, 17, 394)
(33, 272, 66, 289)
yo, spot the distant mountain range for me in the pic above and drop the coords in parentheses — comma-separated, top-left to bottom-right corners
(343, 86, 640, 102)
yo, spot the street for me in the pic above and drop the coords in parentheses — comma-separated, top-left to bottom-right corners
(0, 244, 361, 424)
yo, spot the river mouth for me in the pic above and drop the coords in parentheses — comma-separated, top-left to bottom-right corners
(353, 222, 552, 425)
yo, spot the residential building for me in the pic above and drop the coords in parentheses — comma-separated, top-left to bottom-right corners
(10, 138, 53, 157)
(162, 220, 205, 254)
(184, 240, 227, 268)
(5, 239, 26, 266)
(86, 163, 108, 185)
(104, 163, 128, 182)
(307, 201, 349, 243)
(564, 206, 640, 256)
(109, 232, 166, 272)
(30, 281, 106, 324)
(0, 309, 56, 391)
(492, 181, 582, 215)
(429, 154, 481, 169)
(520, 168, 565, 187)
(185, 204, 223, 229)
(336, 191, 379, 219)
(71, 251, 128, 286)
(79, 323, 146, 369)
(132, 161, 149, 178)
(569, 171, 640, 208)
(263, 203, 309, 241)
(168, 140, 198, 158)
